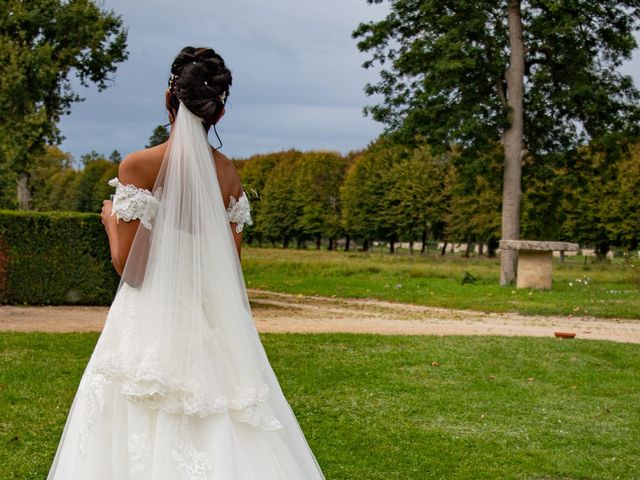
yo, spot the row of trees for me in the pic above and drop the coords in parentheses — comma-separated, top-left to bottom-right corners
(353, 0, 640, 282)
(0, 124, 171, 212)
(2, 130, 638, 257)
(235, 135, 640, 255)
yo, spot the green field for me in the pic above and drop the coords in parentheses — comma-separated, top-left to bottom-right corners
(2, 332, 639, 479)
(242, 247, 640, 319)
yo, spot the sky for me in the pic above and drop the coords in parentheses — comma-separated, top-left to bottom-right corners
(58, 0, 390, 161)
(59, 1, 640, 162)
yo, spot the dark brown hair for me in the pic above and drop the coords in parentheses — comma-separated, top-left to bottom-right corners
(166, 46, 232, 130)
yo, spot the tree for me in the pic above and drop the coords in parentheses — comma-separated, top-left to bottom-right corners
(384, 144, 448, 254)
(236, 151, 294, 245)
(260, 152, 304, 247)
(0, 0, 128, 209)
(71, 153, 115, 212)
(341, 139, 402, 251)
(444, 148, 502, 255)
(146, 125, 170, 148)
(354, 0, 640, 283)
(28, 146, 73, 211)
(109, 150, 122, 163)
(294, 152, 348, 250)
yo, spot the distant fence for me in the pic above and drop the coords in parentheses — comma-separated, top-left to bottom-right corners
(0, 210, 118, 305)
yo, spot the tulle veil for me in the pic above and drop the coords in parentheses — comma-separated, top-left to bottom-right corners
(48, 101, 325, 478)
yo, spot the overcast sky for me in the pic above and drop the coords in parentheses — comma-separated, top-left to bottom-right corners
(59, 1, 640, 162)
(58, 0, 390, 161)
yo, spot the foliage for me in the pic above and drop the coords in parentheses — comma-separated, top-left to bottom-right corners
(340, 139, 403, 247)
(625, 250, 640, 286)
(146, 124, 170, 148)
(294, 151, 348, 247)
(0, 210, 118, 304)
(445, 147, 502, 248)
(384, 144, 448, 251)
(70, 156, 117, 212)
(609, 141, 640, 249)
(235, 151, 283, 244)
(259, 151, 304, 246)
(353, 0, 640, 154)
(3, 332, 639, 479)
(0, 0, 128, 194)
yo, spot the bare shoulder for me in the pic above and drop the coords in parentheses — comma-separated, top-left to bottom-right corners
(213, 150, 243, 202)
(118, 144, 166, 190)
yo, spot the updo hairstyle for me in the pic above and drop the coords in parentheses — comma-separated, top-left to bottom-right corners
(166, 46, 232, 130)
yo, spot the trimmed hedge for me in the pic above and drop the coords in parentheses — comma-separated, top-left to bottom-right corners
(0, 210, 119, 305)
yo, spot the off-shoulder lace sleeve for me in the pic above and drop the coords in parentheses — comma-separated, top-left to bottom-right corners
(226, 191, 253, 233)
(108, 177, 161, 230)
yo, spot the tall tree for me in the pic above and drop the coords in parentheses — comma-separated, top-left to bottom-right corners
(354, 0, 640, 283)
(294, 152, 348, 250)
(0, 0, 128, 209)
(260, 152, 304, 247)
(384, 144, 448, 254)
(146, 125, 170, 148)
(236, 151, 295, 245)
(341, 139, 403, 251)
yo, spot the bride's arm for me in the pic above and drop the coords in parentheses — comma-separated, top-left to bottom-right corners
(101, 201, 139, 276)
(100, 157, 146, 276)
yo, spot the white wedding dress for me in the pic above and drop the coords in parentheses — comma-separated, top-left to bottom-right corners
(47, 103, 326, 479)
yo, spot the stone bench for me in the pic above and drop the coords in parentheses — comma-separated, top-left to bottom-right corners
(499, 240, 579, 289)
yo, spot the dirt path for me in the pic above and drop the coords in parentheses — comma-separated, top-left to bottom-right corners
(1, 289, 639, 344)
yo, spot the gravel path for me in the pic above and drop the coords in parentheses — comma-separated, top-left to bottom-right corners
(1, 289, 639, 344)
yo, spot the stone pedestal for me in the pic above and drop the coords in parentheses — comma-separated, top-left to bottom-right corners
(499, 239, 579, 290)
(517, 251, 553, 289)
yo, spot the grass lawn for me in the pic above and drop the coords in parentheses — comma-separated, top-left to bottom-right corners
(242, 247, 640, 319)
(1, 332, 639, 479)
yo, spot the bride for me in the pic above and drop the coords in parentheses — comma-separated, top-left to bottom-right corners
(47, 46, 326, 479)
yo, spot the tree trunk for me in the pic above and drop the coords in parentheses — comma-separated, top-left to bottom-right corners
(345, 235, 351, 252)
(315, 235, 321, 249)
(361, 239, 369, 252)
(389, 238, 395, 254)
(464, 234, 472, 258)
(440, 241, 447, 256)
(328, 237, 334, 251)
(595, 242, 610, 262)
(17, 173, 31, 210)
(420, 228, 428, 255)
(488, 238, 499, 257)
(478, 242, 485, 256)
(500, 0, 525, 286)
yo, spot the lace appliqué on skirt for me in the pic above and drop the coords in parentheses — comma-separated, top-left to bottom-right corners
(172, 417, 213, 480)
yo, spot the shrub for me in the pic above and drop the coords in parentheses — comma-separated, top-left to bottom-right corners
(0, 210, 118, 305)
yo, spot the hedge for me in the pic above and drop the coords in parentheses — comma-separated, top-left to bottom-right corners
(0, 210, 119, 305)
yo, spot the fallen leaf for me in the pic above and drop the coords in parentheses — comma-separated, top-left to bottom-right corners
(527, 377, 535, 382)
(431, 361, 440, 367)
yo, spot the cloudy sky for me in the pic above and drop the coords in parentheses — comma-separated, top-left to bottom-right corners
(58, 0, 390, 161)
(59, 1, 640, 162)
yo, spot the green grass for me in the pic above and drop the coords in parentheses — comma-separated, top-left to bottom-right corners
(1, 332, 639, 479)
(242, 247, 640, 319)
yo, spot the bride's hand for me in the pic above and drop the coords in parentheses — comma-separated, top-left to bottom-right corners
(101, 200, 114, 227)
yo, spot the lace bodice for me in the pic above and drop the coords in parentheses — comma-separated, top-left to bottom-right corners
(108, 177, 253, 232)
